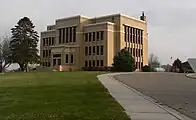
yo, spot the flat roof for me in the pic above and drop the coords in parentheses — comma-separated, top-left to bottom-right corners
(84, 22, 115, 27)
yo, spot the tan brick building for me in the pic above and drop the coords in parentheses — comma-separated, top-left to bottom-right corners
(40, 12, 148, 71)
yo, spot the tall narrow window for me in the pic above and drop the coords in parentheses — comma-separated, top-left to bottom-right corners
(63, 28, 65, 43)
(73, 27, 76, 42)
(43, 50, 45, 57)
(93, 60, 95, 67)
(97, 60, 99, 66)
(141, 30, 143, 45)
(51, 37, 54, 45)
(70, 54, 74, 63)
(101, 45, 104, 55)
(96, 32, 100, 40)
(93, 46, 96, 54)
(70, 27, 72, 42)
(53, 59, 56, 66)
(89, 33, 92, 42)
(85, 47, 88, 56)
(93, 32, 96, 41)
(133, 48, 135, 57)
(66, 28, 69, 43)
(89, 61, 92, 67)
(100, 60, 104, 66)
(124, 26, 127, 42)
(49, 50, 51, 58)
(65, 54, 68, 63)
(43, 38, 45, 46)
(89, 46, 91, 55)
(97, 46, 99, 55)
(46, 50, 48, 57)
(100, 31, 104, 40)
(85, 61, 88, 67)
(59, 29, 62, 44)
(58, 59, 61, 65)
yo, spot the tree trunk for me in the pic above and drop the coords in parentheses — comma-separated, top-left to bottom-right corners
(19, 63, 25, 72)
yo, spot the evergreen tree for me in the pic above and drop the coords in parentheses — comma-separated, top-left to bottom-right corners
(10, 17, 39, 71)
(112, 49, 135, 72)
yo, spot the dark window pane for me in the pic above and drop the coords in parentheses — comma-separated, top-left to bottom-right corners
(93, 46, 95, 54)
(73, 27, 76, 42)
(43, 50, 45, 57)
(63, 28, 65, 43)
(53, 59, 56, 66)
(53, 54, 61, 58)
(85, 61, 88, 67)
(49, 50, 51, 58)
(97, 32, 99, 40)
(58, 59, 61, 65)
(97, 46, 99, 55)
(65, 54, 68, 63)
(70, 27, 72, 42)
(101, 45, 104, 55)
(100, 31, 104, 40)
(89, 33, 92, 42)
(93, 60, 95, 67)
(59, 29, 61, 44)
(89, 46, 91, 55)
(93, 32, 95, 41)
(66, 28, 69, 43)
(89, 61, 92, 67)
(70, 54, 74, 63)
(97, 60, 99, 66)
(43, 38, 45, 46)
(100, 60, 104, 66)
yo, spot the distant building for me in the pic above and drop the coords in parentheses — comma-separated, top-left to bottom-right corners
(40, 13, 148, 71)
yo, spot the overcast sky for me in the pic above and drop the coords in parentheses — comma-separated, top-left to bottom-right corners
(1, 0, 196, 65)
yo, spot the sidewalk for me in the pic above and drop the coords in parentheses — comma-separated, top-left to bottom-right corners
(186, 73, 196, 79)
(97, 73, 192, 120)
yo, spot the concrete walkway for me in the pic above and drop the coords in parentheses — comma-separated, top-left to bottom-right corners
(186, 73, 196, 79)
(97, 73, 192, 120)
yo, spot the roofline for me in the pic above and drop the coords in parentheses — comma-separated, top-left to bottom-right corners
(91, 13, 146, 23)
(56, 15, 89, 22)
(84, 22, 115, 27)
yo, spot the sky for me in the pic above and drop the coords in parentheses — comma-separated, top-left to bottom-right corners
(1, 0, 196, 66)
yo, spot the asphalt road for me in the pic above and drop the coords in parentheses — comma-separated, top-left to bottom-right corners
(114, 72, 196, 120)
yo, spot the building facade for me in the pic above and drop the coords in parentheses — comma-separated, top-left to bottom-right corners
(40, 12, 148, 71)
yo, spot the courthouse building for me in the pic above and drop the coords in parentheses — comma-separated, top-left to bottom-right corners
(40, 12, 148, 71)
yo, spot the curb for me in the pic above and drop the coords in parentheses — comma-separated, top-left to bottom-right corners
(185, 74, 196, 79)
(98, 73, 193, 120)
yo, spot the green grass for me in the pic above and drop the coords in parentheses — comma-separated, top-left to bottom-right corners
(0, 72, 130, 120)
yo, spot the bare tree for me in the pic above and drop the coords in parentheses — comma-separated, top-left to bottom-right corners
(0, 36, 11, 72)
(149, 53, 160, 69)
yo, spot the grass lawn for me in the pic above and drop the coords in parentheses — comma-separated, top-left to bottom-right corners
(0, 72, 130, 120)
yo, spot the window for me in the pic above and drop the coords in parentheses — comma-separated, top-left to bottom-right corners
(100, 60, 104, 66)
(97, 46, 99, 55)
(100, 31, 104, 40)
(85, 61, 88, 67)
(136, 62, 138, 69)
(89, 46, 91, 55)
(89, 61, 92, 67)
(141, 30, 143, 44)
(93, 46, 96, 54)
(43, 38, 45, 46)
(53, 54, 61, 58)
(85, 33, 88, 42)
(58, 59, 61, 65)
(97, 60, 99, 66)
(49, 50, 51, 57)
(93, 32, 95, 41)
(66, 28, 69, 43)
(52, 37, 54, 45)
(138, 49, 140, 57)
(93, 60, 95, 67)
(48, 38, 51, 45)
(48, 62, 51, 67)
(70, 27, 72, 42)
(43, 50, 45, 57)
(53, 59, 56, 66)
(46, 50, 48, 57)
(100, 45, 104, 55)
(63, 28, 65, 43)
(85, 47, 88, 56)
(46, 38, 49, 45)
(70, 54, 74, 64)
(96, 32, 100, 40)
(89, 33, 92, 42)
(141, 49, 143, 56)
(124, 26, 127, 42)
(133, 48, 135, 57)
(133, 28, 135, 43)
(65, 54, 68, 63)
(73, 27, 76, 42)
(59, 29, 62, 44)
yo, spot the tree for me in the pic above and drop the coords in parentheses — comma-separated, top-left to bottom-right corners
(172, 58, 184, 73)
(10, 17, 39, 72)
(0, 36, 11, 72)
(112, 49, 135, 72)
(149, 53, 160, 69)
(142, 65, 152, 72)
